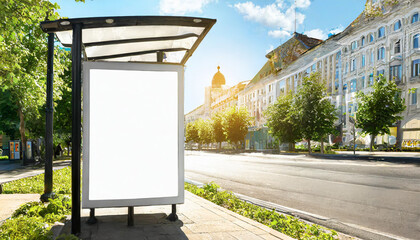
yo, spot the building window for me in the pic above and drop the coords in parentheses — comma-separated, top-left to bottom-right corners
(413, 59, 420, 77)
(311, 64, 316, 72)
(370, 51, 374, 64)
(369, 74, 374, 86)
(345, 62, 349, 73)
(390, 65, 402, 81)
(268, 84, 272, 92)
(377, 69, 385, 77)
(378, 27, 385, 38)
(361, 76, 365, 88)
(412, 88, 418, 105)
(351, 41, 358, 50)
(414, 34, 419, 49)
(369, 34, 374, 42)
(350, 79, 357, 92)
(412, 13, 419, 24)
(377, 47, 385, 60)
(362, 54, 366, 67)
(351, 59, 356, 71)
(361, 36, 365, 46)
(394, 20, 401, 31)
(395, 40, 401, 54)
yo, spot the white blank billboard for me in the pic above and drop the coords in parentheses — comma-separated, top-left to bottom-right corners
(82, 61, 184, 208)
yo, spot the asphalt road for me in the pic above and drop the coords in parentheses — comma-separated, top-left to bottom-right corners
(185, 151, 420, 239)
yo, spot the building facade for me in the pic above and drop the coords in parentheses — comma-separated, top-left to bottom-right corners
(185, 0, 420, 149)
(239, 0, 420, 149)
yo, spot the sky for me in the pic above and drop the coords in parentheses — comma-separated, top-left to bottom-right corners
(54, 0, 365, 113)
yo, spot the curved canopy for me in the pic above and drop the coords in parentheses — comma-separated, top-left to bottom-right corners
(40, 16, 216, 65)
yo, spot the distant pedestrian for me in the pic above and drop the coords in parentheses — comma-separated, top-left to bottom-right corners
(54, 143, 63, 159)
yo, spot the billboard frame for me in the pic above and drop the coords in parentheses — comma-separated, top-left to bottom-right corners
(82, 61, 185, 209)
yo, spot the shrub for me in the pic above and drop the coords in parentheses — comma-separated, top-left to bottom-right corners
(185, 182, 338, 239)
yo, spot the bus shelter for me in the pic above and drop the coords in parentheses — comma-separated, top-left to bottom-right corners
(40, 16, 216, 235)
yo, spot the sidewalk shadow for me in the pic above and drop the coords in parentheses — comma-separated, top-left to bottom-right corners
(74, 213, 189, 239)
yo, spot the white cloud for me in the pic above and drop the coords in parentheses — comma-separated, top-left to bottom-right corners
(295, 0, 311, 9)
(268, 30, 291, 38)
(159, 0, 214, 15)
(233, 1, 305, 32)
(266, 44, 275, 53)
(304, 29, 327, 40)
(329, 25, 344, 35)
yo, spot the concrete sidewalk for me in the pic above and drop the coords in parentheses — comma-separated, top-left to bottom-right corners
(0, 194, 40, 221)
(53, 191, 294, 240)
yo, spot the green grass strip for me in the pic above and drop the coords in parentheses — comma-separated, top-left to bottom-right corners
(185, 182, 338, 240)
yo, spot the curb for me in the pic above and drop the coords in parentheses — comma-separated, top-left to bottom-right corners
(185, 178, 407, 240)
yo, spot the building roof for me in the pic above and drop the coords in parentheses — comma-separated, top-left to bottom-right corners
(212, 66, 226, 88)
(265, 32, 323, 70)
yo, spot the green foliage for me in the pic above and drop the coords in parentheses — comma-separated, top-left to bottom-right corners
(196, 119, 214, 145)
(294, 73, 337, 146)
(0, 89, 19, 139)
(222, 107, 251, 148)
(185, 182, 338, 239)
(185, 121, 200, 144)
(12, 195, 71, 223)
(356, 75, 406, 151)
(0, 215, 53, 240)
(2, 166, 72, 194)
(264, 93, 301, 150)
(0, 195, 72, 240)
(211, 111, 226, 147)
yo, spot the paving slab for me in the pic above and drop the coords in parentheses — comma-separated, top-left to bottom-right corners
(0, 194, 40, 221)
(57, 191, 295, 240)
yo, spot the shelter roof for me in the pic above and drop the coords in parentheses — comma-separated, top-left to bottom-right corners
(40, 16, 216, 65)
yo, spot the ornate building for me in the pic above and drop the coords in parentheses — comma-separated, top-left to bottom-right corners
(185, 66, 249, 124)
(239, 0, 420, 149)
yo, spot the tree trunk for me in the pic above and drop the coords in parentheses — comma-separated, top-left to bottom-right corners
(219, 142, 221, 150)
(320, 137, 324, 154)
(18, 108, 27, 163)
(370, 134, 375, 152)
(396, 120, 403, 150)
(288, 142, 293, 152)
(308, 139, 311, 155)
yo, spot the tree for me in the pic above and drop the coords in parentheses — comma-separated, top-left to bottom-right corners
(197, 119, 214, 148)
(211, 111, 225, 149)
(185, 121, 200, 147)
(294, 72, 337, 154)
(356, 75, 406, 151)
(264, 93, 301, 151)
(0, 0, 70, 158)
(313, 97, 338, 154)
(0, 89, 20, 139)
(222, 107, 251, 149)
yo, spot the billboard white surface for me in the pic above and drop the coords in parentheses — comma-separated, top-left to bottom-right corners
(82, 62, 184, 208)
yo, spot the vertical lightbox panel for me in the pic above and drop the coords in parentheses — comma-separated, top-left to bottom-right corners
(82, 62, 184, 208)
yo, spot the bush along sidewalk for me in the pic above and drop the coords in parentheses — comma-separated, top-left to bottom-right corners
(0, 195, 77, 240)
(185, 182, 338, 240)
(0, 167, 77, 240)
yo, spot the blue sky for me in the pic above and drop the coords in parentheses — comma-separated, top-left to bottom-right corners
(54, 0, 365, 113)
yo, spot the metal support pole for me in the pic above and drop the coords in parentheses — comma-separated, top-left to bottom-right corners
(167, 204, 178, 222)
(128, 207, 134, 226)
(41, 33, 55, 202)
(87, 208, 97, 225)
(71, 23, 82, 235)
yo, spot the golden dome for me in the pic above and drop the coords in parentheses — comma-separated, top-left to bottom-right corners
(212, 66, 225, 88)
